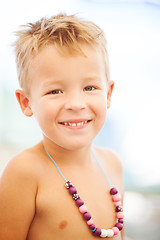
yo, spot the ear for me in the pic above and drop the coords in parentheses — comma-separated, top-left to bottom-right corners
(15, 89, 33, 117)
(107, 80, 114, 109)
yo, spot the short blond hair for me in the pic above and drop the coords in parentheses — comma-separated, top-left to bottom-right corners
(13, 13, 110, 94)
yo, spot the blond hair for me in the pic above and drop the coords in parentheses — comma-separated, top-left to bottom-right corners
(13, 14, 110, 94)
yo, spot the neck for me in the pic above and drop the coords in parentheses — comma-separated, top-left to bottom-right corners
(41, 138, 94, 168)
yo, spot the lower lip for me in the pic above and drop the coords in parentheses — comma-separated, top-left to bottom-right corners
(59, 121, 91, 130)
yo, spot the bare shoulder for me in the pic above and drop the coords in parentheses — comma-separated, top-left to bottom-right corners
(0, 144, 39, 204)
(1, 142, 43, 178)
(94, 146, 123, 172)
(0, 142, 42, 207)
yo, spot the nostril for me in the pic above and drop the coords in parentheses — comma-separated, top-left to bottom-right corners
(64, 102, 86, 111)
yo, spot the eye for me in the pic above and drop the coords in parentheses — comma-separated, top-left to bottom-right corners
(84, 86, 96, 91)
(48, 89, 63, 95)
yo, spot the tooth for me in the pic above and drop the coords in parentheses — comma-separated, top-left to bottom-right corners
(64, 121, 88, 126)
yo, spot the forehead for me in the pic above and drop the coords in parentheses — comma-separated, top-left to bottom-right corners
(29, 44, 106, 81)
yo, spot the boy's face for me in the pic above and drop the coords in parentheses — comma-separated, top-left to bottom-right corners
(17, 45, 113, 151)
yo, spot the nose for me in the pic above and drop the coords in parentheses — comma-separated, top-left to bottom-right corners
(64, 92, 86, 111)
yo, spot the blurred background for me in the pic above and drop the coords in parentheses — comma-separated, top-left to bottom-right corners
(0, 0, 160, 239)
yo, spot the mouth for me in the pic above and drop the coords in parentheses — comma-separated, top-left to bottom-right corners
(59, 120, 91, 127)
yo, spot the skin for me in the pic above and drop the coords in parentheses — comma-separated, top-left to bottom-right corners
(0, 45, 124, 239)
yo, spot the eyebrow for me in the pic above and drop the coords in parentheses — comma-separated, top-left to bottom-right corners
(41, 79, 63, 88)
(41, 75, 102, 88)
(84, 76, 102, 81)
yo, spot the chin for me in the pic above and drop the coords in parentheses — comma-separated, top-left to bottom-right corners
(61, 142, 91, 152)
(43, 132, 95, 151)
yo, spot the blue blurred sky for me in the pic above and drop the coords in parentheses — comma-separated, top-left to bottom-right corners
(0, 0, 160, 190)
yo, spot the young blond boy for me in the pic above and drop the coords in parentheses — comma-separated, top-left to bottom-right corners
(0, 14, 124, 239)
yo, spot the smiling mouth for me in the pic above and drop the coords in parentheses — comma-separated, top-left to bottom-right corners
(59, 120, 91, 127)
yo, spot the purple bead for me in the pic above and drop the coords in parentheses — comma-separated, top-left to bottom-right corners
(115, 223, 123, 231)
(118, 218, 124, 224)
(76, 198, 84, 207)
(83, 212, 92, 221)
(69, 186, 77, 195)
(89, 224, 96, 230)
(110, 188, 118, 195)
(93, 228, 101, 236)
(116, 206, 123, 212)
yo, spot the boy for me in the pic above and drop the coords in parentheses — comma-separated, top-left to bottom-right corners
(0, 14, 124, 239)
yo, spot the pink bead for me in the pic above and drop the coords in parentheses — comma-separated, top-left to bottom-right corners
(117, 212, 124, 219)
(79, 205, 88, 213)
(114, 201, 122, 207)
(112, 227, 119, 235)
(112, 194, 121, 202)
(87, 219, 94, 225)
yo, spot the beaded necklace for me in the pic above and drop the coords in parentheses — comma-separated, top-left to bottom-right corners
(44, 147, 124, 238)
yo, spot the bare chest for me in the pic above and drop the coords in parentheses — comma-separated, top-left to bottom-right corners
(27, 169, 122, 240)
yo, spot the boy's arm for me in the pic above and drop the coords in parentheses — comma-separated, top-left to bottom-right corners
(0, 156, 37, 240)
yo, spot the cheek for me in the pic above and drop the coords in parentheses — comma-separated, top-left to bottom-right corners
(32, 101, 57, 127)
(99, 105, 107, 125)
(92, 95, 107, 122)
(94, 94, 107, 112)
